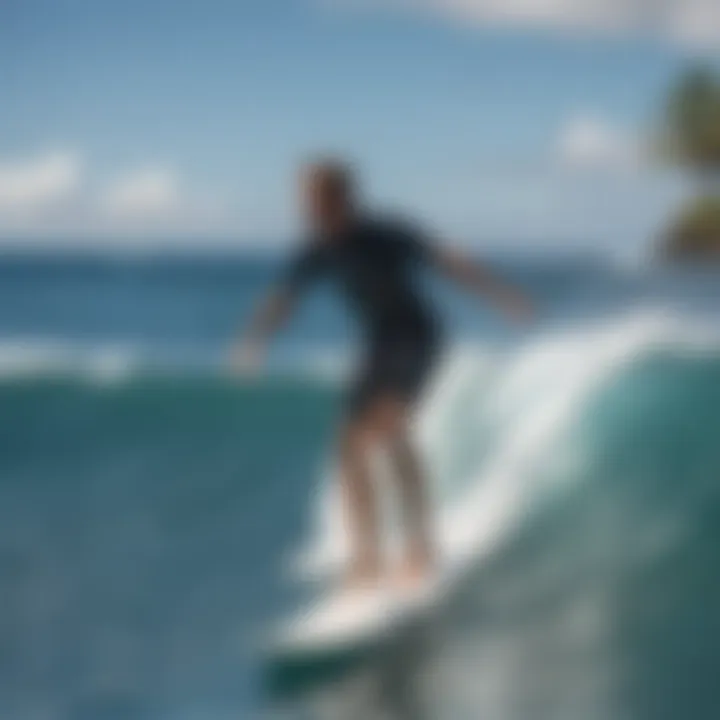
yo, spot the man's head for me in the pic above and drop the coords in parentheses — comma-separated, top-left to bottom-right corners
(300, 158, 357, 237)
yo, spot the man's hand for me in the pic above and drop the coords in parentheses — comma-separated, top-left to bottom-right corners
(231, 341, 266, 378)
(231, 289, 295, 378)
(501, 292, 536, 325)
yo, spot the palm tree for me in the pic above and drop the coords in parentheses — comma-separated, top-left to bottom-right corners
(663, 67, 720, 175)
(661, 67, 720, 260)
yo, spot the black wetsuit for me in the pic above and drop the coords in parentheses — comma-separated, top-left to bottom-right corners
(283, 215, 442, 418)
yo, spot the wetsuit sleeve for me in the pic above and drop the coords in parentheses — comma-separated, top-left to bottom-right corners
(280, 245, 325, 298)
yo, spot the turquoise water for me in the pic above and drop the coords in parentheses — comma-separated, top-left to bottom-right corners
(1, 253, 719, 719)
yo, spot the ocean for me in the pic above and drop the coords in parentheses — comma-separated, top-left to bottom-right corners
(1, 250, 719, 720)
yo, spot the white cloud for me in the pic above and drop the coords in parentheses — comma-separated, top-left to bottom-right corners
(0, 152, 82, 210)
(0, 152, 239, 242)
(327, 0, 720, 48)
(101, 167, 180, 219)
(556, 115, 642, 171)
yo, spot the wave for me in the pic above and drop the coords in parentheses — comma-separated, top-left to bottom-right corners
(3, 308, 720, 590)
(2, 308, 720, 717)
(294, 308, 720, 582)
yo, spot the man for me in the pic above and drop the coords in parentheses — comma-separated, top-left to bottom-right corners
(237, 159, 532, 591)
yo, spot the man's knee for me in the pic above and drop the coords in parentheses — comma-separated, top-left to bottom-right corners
(340, 420, 375, 460)
(372, 399, 410, 448)
(342, 398, 410, 459)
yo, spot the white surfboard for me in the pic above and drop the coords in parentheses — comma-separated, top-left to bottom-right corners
(268, 470, 527, 662)
(268, 571, 445, 659)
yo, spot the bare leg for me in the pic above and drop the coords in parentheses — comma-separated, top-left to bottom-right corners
(371, 398, 434, 587)
(389, 432, 434, 586)
(339, 422, 381, 589)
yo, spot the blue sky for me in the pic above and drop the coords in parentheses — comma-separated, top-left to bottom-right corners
(1, 0, 718, 252)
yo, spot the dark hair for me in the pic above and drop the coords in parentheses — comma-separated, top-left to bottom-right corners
(304, 157, 356, 202)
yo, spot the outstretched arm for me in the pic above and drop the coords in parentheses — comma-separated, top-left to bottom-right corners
(233, 244, 323, 373)
(233, 288, 298, 373)
(433, 246, 534, 323)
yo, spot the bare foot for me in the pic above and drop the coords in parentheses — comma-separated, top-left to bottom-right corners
(394, 553, 433, 591)
(343, 561, 383, 594)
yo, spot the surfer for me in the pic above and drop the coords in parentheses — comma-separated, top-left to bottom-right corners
(236, 159, 532, 591)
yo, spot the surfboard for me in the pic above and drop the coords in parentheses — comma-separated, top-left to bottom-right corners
(267, 574, 442, 661)
(267, 482, 501, 663)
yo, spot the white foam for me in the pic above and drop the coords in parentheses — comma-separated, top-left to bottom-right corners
(0, 338, 140, 384)
(292, 308, 720, 582)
